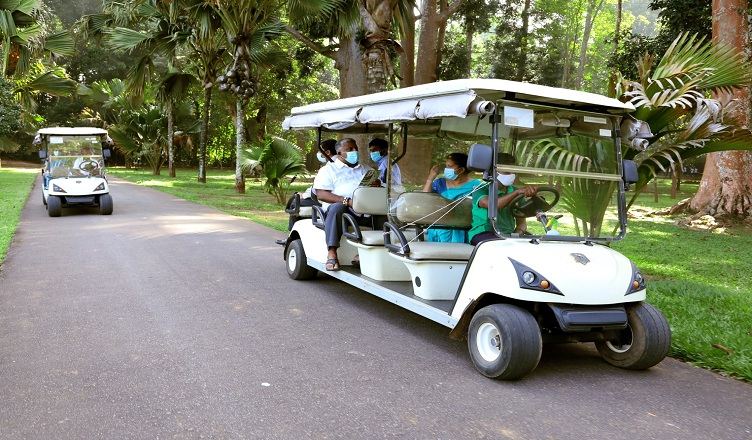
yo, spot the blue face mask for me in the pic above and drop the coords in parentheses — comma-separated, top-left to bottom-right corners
(444, 167, 458, 181)
(317, 152, 327, 163)
(345, 151, 359, 165)
(370, 151, 382, 162)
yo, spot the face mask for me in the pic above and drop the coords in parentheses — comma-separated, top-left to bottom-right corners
(497, 173, 516, 187)
(344, 151, 359, 165)
(444, 167, 458, 181)
(317, 152, 327, 163)
(370, 151, 382, 162)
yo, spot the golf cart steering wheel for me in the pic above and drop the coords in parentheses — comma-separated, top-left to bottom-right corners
(510, 185, 560, 218)
(78, 158, 99, 172)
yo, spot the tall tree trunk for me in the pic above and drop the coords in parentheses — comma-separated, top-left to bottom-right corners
(574, 0, 604, 90)
(608, 0, 622, 96)
(167, 100, 176, 178)
(689, 0, 751, 219)
(515, 0, 532, 81)
(400, 22, 415, 88)
(337, 32, 368, 98)
(198, 86, 212, 183)
(235, 99, 246, 194)
(464, 20, 474, 77)
(400, 0, 461, 184)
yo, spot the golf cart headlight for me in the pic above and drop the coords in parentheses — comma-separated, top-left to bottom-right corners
(627, 262, 646, 294)
(509, 258, 562, 295)
(94, 183, 105, 191)
(52, 184, 66, 193)
(522, 271, 536, 285)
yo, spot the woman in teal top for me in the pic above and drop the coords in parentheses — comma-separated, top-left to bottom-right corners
(468, 153, 538, 245)
(422, 153, 481, 243)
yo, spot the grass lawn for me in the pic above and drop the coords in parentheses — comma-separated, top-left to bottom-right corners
(0, 168, 37, 267)
(111, 167, 751, 382)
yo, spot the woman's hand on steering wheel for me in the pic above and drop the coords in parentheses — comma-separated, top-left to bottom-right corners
(511, 186, 560, 218)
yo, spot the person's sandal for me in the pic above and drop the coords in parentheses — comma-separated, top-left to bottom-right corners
(325, 258, 340, 271)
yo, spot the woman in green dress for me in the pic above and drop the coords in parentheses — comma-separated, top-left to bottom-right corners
(468, 153, 538, 245)
(422, 152, 481, 243)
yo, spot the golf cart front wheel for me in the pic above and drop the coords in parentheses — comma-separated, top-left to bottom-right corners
(99, 193, 113, 215)
(47, 195, 62, 217)
(286, 239, 317, 280)
(595, 302, 671, 370)
(467, 304, 542, 380)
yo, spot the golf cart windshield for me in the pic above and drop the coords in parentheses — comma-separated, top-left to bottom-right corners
(496, 103, 624, 241)
(48, 135, 105, 178)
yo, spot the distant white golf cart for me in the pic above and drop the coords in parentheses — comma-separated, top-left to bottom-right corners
(281, 79, 670, 380)
(36, 127, 114, 217)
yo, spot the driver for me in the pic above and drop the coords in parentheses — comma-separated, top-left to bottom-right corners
(72, 146, 99, 174)
(468, 153, 537, 245)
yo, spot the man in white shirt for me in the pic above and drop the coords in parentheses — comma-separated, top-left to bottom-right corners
(314, 138, 373, 271)
(368, 138, 402, 190)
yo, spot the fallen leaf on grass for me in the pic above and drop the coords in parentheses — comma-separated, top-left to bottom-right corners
(711, 343, 734, 355)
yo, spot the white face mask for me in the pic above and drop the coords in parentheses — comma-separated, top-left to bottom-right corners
(497, 173, 516, 187)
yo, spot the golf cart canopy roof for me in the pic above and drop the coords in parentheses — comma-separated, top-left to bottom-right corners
(283, 79, 635, 131)
(36, 127, 109, 136)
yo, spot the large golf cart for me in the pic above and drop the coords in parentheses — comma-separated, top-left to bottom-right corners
(36, 127, 114, 217)
(281, 79, 670, 380)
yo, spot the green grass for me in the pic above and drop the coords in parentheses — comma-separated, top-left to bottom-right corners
(0, 168, 37, 267)
(109, 167, 308, 231)
(111, 168, 752, 381)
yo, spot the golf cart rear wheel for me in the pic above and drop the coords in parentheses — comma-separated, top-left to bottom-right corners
(286, 239, 317, 280)
(595, 302, 671, 370)
(99, 193, 113, 215)
(47, 195, 62, 217)
(42, 192, 47, 206)
(468, 304, 542, 380)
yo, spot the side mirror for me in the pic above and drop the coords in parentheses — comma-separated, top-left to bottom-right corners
(467, 143, 493, 172)
(103, 148, 112, 159)
(38, 150, 47, 160)
(623, 160, 638, 185)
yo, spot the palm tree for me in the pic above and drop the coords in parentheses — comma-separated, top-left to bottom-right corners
(1, 0, 75, 118)
(213, 0, 284, 193)
(240, 136, 307, 204)
(101, 0, 195, 177)
(183, 0, 227, 183)
(616, 33, 752, 209)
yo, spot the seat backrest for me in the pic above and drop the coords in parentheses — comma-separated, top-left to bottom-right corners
(352, 186, 388, 215)
(392, 192, 473, 228)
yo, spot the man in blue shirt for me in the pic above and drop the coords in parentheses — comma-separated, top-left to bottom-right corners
(368, 138, 402, 190)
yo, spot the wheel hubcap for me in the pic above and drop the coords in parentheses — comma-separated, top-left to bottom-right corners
(287, 248, 297, 272)
(476, 322, 502, 362)
(606, 324, 633, 353)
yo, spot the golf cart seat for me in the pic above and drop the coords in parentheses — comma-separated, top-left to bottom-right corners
(342, 187, 413, 281)
(384, 191, 476, 300)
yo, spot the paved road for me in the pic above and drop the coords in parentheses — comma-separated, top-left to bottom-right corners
(1, 177, 751, 440)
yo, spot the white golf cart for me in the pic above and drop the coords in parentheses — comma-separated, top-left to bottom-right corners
(281, 79, 670, 380)
(36, 127, 114, 217)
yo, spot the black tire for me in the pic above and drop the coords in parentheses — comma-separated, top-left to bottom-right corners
(468, 304, 542, 380)
(595, 302, 671, 370)
(42, 192, 47, 206)
(99, 193, 113, 215)
(285, 239, 318, 280)
(47, 195, 62, 217)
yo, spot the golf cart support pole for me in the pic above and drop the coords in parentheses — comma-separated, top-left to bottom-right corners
(393, 124, 408, 165)
(489, 107, 501, 236)
(386, 123, 394, 191)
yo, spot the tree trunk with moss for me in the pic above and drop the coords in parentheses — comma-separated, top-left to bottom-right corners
(198, 86, 212, 183)
(235, 99, 246, 194)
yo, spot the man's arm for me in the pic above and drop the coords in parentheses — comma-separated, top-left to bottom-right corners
(315, 189, 349, 206)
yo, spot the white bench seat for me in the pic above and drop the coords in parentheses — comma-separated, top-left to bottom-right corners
(404, 242, 474, 261)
